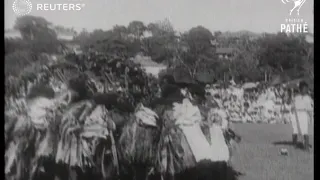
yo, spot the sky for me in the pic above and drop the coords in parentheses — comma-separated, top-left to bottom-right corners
(5, 0, 314, 33)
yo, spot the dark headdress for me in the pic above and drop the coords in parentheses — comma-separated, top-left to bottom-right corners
(299, 81, 308, 90)
(26, 84, 55, 100)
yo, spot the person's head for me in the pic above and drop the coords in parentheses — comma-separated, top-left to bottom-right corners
(244, 102, 249, 110)
(207, 109, 222, 125)
(205, 91, 211, 99)
(26, 84, 55, 100)
(158, 84, 185, 105)
(232, 95, 237, 101)
(299, 81, 309, 95)
(188, 85, 206, 105)
(213, 94, 220, 99)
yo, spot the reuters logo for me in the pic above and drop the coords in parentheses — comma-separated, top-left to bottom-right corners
(12, 0, 32, 16)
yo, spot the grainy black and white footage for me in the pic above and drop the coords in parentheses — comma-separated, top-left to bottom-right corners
(5, 0, 314, 180)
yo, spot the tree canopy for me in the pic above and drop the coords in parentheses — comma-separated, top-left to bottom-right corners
(7, 16, 314, 85)
(12, 15, 62, 54)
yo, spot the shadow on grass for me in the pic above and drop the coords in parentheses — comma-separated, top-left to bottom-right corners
(272, 141, 312, 149)
(171, 160, 246, 180)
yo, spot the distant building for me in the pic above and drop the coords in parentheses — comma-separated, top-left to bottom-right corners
(215, 47, 238, 60)
(5, 28, 76, 41)
(54, 30, 83, 54)
(5, 29, 22, 39)
(65, 43, 82, 54)
(57, 33, 74, 41)
(56, 30, 76, 41)
(210, 39, 219, 46)
(142, 30, 153, 38)
(131, 54, 167, 78)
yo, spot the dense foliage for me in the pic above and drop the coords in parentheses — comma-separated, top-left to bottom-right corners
(72, 21, 313, 85)
(5, 15, 314, 92)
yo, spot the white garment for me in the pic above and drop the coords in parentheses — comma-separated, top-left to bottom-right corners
(86, 105, 106, 124)
(259, 100, 275, 121)
(28, 97, 55, 126)
(282, 104, 292, 123)
(291, 95, 313, 135)
(82, 105, 112, 138)
(293, 95, 313, 111)
(173, 99, 201, 125)
(173, 98, 215, 162)
(209, 124, 230, 162)
(180, 125, 215, 162)
(135, 104, 158, 127)
(207, 108, 228, 130)
(231, 88, 243, 99)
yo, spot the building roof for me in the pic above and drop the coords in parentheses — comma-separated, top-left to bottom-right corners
(131, 54, 166, 67)
(57, 34, 74, 41)
(5, 29, 22, 38)
(210, 40, 219, 46)
(216, 47, 236, 54)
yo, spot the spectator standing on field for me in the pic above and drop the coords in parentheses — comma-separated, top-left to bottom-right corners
(291, 81, 313, 151)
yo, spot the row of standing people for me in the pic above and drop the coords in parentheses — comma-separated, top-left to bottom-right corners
(213, 82, 313, 151)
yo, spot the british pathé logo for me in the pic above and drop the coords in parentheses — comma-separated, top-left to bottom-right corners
(281, 0, 306, 16)
(12, 0, 33, 16)
(280, 0, 309, 33)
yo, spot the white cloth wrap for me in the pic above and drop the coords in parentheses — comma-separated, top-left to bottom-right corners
(135, 104, 158, 127)
(28, 97, 56, 127)
(82, 105, 111, 138)
(291, 95, 313, 135)
(209, 124, 230, 162)
(207, 108, 228, 130)
(173, 98, 229, 162)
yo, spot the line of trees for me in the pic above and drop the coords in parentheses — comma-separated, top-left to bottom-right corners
(5, 15, 314, 85)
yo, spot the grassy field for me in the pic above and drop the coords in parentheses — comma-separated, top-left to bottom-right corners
(231, 123, 314, 180)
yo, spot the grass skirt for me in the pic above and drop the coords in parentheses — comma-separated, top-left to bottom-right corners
(159, 110, 196, 175)
(117, 116, 161, 178)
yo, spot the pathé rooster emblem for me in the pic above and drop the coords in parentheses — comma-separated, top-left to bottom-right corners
(281, 0, 306, 16)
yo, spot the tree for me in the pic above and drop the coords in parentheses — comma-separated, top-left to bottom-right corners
(14, 15, 57, 41)
(13, 15, 61, 54)
(112, 25, 128, 39)
(172, 26, 216, 80)
(5, 38, 29, 54)
(182, 26, 214, 55)
(214, 31, 222, 37)
(147, 18, 175, 37)
(91, 29, 109, 42)
(142, 19, 178, 63)
(257, 33, 308, 79)
(127, 21, 146, 38)
(74, 28, 90, 51)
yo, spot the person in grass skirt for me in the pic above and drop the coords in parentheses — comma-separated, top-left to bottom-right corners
(291, 81, 313, 151)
